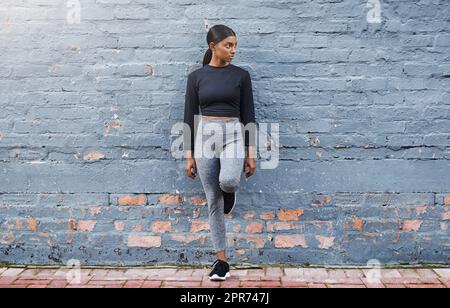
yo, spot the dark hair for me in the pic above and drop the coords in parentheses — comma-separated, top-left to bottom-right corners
(202, 25, 236, 67)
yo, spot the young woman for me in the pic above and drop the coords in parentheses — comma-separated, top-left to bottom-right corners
(183, 25, 256, 281)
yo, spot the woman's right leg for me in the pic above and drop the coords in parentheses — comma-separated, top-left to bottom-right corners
(194, 121, 227, 259)
(195, 155, 227, 256)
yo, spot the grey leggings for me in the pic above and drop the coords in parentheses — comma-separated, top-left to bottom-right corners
(194, 117, 246, 252)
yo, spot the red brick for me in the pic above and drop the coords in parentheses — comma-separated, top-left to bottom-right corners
(152, 221, 172, 233)
(123, 280, 144, 288)
(190, 220, 209, 233)
(260, 212, 275, 220)
(83, 150, 105, 161)
(385, 284, 406, 288)
(127, 235, 161, 248)
(277, 209, 304, 221)
(307, 283, 327, 288)
(442, 211, 450, 221)
(171, 235, 206, 245)
(158, 194, 182, 205)
(353, 217, 364, 231)
(245, 221, 264, 234)
(402, 220, 422, 232)
(220, 279, 240, 288)
(316, 236, 335, 249)
(77, 220, 96, 232)
(163, 281, 201, 288)
(281, 279, 309, 288)
(275, 235, 308, 248)
(327, 284, 366, 288)
(47, 280, 69, 288)
(118, 194, 147, 206)
(87, 280, 125, 286)
(244, 211, 256, 219)
(406, 284, 445, 288)
(27, 218, 38, 232)
(14, 279, 51, 285)
(0, 276, 18, 285)
(141, 281, 162, 288)
(190, 196, 206, 206)
(439, 278, 450, 288)
(444, 195, 450, 206)
(242, 236, 266, 248)
(114, 221, 125, 231)
(240, 280, 281, 288)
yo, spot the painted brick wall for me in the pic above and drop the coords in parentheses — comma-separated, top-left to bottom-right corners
(1, 0, 449, 266)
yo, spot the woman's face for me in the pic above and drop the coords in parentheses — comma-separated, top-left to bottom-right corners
(210, 36, 237, 63)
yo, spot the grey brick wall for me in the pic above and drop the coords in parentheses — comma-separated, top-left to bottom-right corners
(0, 0, 449, 266)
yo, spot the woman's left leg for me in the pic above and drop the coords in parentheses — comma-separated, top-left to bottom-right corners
(219, 121, 246, 194)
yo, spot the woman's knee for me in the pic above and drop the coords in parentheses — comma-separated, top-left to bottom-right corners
(219, 177, 240, 193)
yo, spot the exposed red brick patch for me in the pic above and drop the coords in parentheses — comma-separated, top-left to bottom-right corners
(316, 236, 335, 249)
(353, 217, 364, 231)
(90, 207, 102, 216)
(277, 209, 304, 221)
(158, 194, 182, 205)
(27, 218, 38, 232)
(190, 196, 206, 206)
(403, 220, 422, 232)
(444, 196, 450, 206)
(243, 236, 267, 248)
(416, 206, 428, 215)
(275, 235, 308, 248)
(171, 235, 206, 244)
(260, 212, 275, 220)
(115, 221, 125, 231)
(245, 222, 263, 234)
(232, 225, 241, 233)
(77, 220, 97, 232)
(267, 221, 302, 232)
(152, 221, 172, 233)
(244, 211, 256, 220)
(83, 150, 105, 161)
(190, 220, 209, 233)
(312, 221, 333, 230)
(312, 195, 333, 207)
(127, 235, 161, 248)
(442, 211, 450, 221)
(118, 194, 147, 206)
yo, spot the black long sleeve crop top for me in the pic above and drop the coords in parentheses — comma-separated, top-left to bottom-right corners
(183, 63, 256, 155)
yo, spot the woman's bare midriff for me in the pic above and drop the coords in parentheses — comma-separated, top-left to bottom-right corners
(201, 115, 239, 120)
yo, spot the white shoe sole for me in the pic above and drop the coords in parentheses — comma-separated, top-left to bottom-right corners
(209, 272, 231, 281)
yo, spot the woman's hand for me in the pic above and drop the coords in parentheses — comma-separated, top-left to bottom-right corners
(243, 146, 255, 178)
(185, 158, 197, 179)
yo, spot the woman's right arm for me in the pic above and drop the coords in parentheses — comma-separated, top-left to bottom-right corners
(184, 73, 199, 179)
(183, 73, 200, 159)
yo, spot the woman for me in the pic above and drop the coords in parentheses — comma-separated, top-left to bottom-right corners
(183, 24, 256, 281)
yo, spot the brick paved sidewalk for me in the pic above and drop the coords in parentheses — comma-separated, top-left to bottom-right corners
(0, 266, 449, 288)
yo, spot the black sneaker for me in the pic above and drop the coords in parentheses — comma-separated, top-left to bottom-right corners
(222, 190, 236, 215)
(208, 259, 231, 281)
